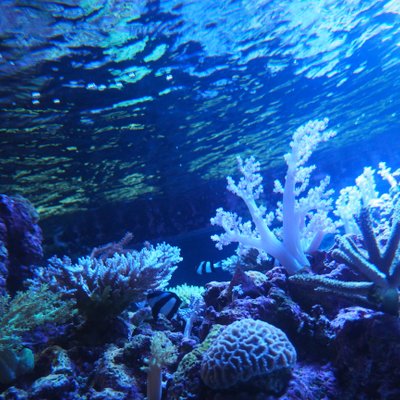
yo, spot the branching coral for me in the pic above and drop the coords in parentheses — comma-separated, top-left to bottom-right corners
(168, 284, 205, 308)
(288, 273, 376, 305)
(333, 205, 400, 312)
(30, 242, 182, 321)
(334, 162, 400, 234)
(290, 203, 400, 315)
(89, 232, 134, 260)
(333, 207, 400, 289)
(211, 119, 337, 274)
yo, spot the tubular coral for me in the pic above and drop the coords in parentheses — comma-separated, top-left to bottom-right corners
(211, 119, 336, 274)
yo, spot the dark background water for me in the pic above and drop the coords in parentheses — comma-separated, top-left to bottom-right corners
(0, 0, 399, 284)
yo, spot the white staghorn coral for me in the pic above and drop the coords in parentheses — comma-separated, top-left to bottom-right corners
(335, 162, 400, 235)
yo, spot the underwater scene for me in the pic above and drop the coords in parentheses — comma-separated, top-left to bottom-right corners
(1, 0, 400, 399)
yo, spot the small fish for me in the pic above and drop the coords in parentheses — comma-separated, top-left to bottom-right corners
(196, 260, 222, 275)
(147, 291, 182, 320)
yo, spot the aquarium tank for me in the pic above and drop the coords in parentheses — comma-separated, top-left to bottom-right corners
(0, 0, 400, 399)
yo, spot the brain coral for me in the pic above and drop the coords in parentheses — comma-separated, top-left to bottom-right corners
(200, 318, 296, 390)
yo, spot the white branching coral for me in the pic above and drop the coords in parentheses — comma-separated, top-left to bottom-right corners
(378, 162, 400, 190)
(335, 162, 400, 235)
(30, 242, 182, 320)
(211, 119, 337, 274)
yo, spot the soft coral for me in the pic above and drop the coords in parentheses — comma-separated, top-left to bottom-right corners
(211, 119, 337, 274)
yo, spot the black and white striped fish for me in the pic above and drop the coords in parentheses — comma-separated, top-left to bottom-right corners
(196, 260, 222, 275)
(147, 290, 182, 320)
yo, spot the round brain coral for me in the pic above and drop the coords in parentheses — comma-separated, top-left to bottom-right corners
(200, 318, 297, 391)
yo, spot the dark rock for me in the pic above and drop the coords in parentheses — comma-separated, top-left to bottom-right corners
(0, 195, 43, 293)
(333, 308, 400, 399)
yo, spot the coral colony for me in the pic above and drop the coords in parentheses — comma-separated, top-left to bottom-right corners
(211, 118, 337, 274)
(1, 119, 400, 399)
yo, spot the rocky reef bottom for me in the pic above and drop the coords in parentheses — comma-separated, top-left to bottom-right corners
(1, 257, 399, 400)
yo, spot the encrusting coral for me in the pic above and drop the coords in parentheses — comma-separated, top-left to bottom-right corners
(211, 119, 337, 274)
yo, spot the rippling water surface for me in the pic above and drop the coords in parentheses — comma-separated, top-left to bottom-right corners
(0, 0, 399, 249)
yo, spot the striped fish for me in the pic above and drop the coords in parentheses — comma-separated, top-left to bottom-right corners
(147, 291, 182, 320)
(196, 260, 222, 275)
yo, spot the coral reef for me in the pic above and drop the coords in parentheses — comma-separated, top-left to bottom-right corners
(332, 308, 400, 399)
(1, 127, 400, 400)
(1, 202, 400, 400)
(90, 342, 144, 399)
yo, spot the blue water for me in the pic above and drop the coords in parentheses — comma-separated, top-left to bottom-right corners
(0, 0, 399, 270)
